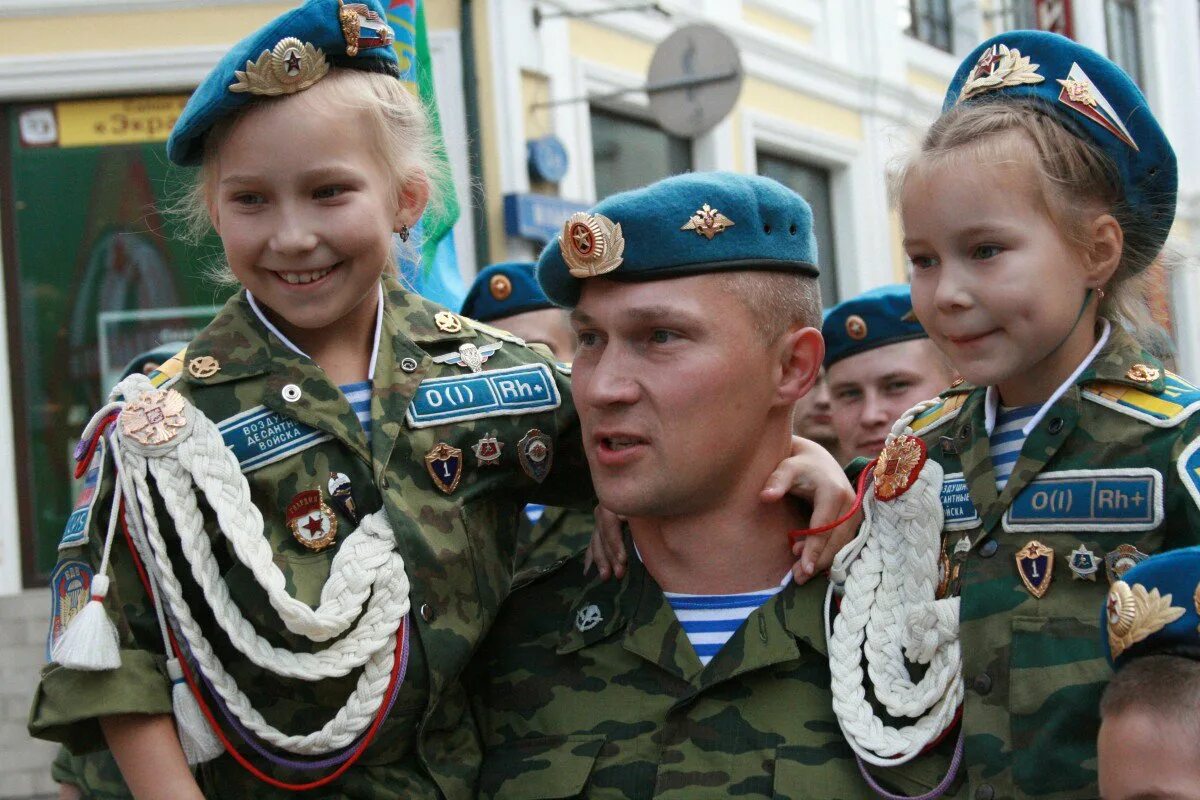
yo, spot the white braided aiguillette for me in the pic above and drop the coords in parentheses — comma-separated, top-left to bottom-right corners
(825, 399, 964, 767)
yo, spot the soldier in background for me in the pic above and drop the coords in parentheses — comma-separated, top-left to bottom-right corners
(791, 367, 840, 461)
(460, 262, 593, 579)
(822, 284, 956, 461)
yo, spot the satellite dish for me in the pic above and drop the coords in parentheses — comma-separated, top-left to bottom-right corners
(646, 24, 744, 138)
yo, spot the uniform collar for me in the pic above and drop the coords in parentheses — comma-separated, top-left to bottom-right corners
(983, 318, 1111, 437)
(556, 538, 827, 685)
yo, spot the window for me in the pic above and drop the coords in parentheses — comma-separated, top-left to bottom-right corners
(756, 152, 839, 306)
(589, 108, 692, 201)
(1105, 0, 1143, 85)
(2, 98, 230, 583)
(901, 0, 953, 52)
(995, 0, 1038, 31)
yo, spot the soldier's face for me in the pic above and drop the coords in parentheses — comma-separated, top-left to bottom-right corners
(1098, 709, 1200, 799)
(208, 92, 413, 344)
(570, 276, 796, 518)
(826, 339, 955, 460)
(903, 152, 1101, 405)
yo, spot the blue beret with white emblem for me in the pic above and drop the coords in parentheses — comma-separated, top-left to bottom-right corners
(536, 172, 819, 308)
(944, 30, 1177, 263)
(822, 284, 927, 369)
(1102, 546, 1200, 670)
(460, 262, 556, 323)
(167, 0, 399, 166)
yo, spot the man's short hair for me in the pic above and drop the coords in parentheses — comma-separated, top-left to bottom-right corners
(718, 272, 822, 343)
(1100, 655, 1200, 737)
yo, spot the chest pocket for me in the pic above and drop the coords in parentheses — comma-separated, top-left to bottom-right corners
(478, 735, 605, 800)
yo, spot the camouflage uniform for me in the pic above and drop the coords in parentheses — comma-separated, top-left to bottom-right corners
(877, 327, 1200, 799)
(29, 275, 593, 799)
(468, 540, 868, 800)
(51, 747, 132, 800)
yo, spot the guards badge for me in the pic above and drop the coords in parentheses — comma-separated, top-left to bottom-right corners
(425, 443, 464, 494)
(1016, 540, 1054, 598)
(286, 489, 338, 551)
(518, 429, 553, 483)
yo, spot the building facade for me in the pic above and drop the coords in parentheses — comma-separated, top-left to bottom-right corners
(0, 0, 1197, 790)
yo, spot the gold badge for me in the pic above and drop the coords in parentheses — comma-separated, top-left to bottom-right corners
(1106, 580, 1185, 659)
(845, 314, 868, 341)
(121, 389, 188, 446)
(560, 212, 625, 278)
(1057, 77, 1097, 107)
(1016, 540, 1054, 598)
(434, 311, 463, 334)
(959, 44, 1045, 103)
(337, 0, 394, 57)
(229, 37, 330, 96)
(1126, 363, 1160, 383)
(489, 274, 513, 301)
(187, 356, 220, 379)
(681, 203, 735, 240)
(950, 376, 965, 388)
(873, 435, 927, 501)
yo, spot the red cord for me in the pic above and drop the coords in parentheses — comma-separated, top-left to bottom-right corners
(118, 497, 405, 791)
(788, 460, 876, 542)
(75, 412, 119, 479)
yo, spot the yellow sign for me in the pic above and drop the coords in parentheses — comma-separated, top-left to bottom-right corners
(56, 95, 189, 148)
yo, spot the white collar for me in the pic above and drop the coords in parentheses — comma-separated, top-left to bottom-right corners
(984, 318, 1112, 437)
(246, 283, 384, 381)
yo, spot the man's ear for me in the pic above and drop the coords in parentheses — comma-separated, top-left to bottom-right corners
(395, 174, 431, 233)
(777, 326, 824, 406)
(1084, 212, 1124, 288)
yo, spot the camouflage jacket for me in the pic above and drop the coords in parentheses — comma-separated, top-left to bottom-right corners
(513, 505, 595, 586)
(467, 541, 865, 800)
(874, 327, 1200, 800)
(51, 746, 132, 800)
(28, 275, 594, 800)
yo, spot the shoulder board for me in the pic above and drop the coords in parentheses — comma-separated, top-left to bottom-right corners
(147, 347, 188, 389)
(910, 393, 968, 435)
(1083, 372, 1200, 428)
(468, 320, 529, 348)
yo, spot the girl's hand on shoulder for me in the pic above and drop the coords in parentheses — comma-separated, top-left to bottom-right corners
(585, 505, 627, 581)
(762, 436, 859, 584)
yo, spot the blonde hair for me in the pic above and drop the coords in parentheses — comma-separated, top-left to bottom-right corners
(896, 100, 1168, 341)
(171, 68, 447, 286)
(717, 272, 823, 343)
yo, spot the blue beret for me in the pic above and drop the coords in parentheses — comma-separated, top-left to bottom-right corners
(822, 284, 927, 369)
(536, 172, 819, 307)
(460, 262, 556, 323)
(167, 0, 399, 166)
(944, 30, 1177, 262)
(1103, 546, 1200, 670)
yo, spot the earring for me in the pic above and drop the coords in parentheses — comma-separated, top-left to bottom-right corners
(1097, 287, 1106, 300)
(399, 224, 410, 242)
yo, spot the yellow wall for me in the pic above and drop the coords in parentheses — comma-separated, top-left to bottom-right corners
(905, 67, 948, 97)
(567, 19, 654, 75)
(742, 4, 814, 45)
(741, 77, 863, 141)
(425, 0, 461, 31)
(0, 5, 292, 56)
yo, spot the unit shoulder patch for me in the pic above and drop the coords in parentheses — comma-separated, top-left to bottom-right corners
(940, 472, 981, 531)
(60, 436, 107, 551)
(405, 363, 562, 429)
(1084, 373, 1200, 428)
(46, 560, 94, 661)
(1001, 468, 1164, 533)
(910, 393, 968, 436)
(217, 405, 333, 473)
(1178, 434, 1200, 516)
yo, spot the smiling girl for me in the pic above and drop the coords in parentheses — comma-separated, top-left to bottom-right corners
(829, 30, 1200, 800)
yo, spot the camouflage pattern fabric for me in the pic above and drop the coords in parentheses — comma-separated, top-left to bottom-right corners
(468, 539, 872, 800)
(29, 274, 594, 800)
(51, 746, 132, 800)
(874, 326, 1200, 800)
(512, 506, 595, 588)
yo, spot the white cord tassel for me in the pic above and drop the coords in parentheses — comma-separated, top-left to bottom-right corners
(52, 573, 121, 670)
(168, 657, 223, 765)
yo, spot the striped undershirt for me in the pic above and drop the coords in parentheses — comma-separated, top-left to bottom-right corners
(990, 404, 1038, 490)
(340, 380, 373, 441)
(663, 574, 790, 666)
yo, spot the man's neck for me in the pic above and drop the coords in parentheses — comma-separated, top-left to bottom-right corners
(628, 435, 803, 595)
